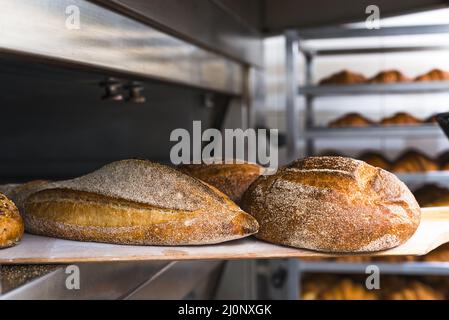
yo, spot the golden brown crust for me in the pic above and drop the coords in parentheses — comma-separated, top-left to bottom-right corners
(0, 193, 24, 248)
(318, 279, 378, 300)
(368, 70, 410, 83)
(415, 68, 449, 82)
(385, 281, 444, 300)
(391, 150, 439, 173)
(328, 113, 373, 128)
(24, 160, 259, 245)
(319, 70, 366, 85)
(241, 156, 421, 253)
(380, 112, 422, 126)
(178, 162, 263, 204)
(358, 151, 391, 170)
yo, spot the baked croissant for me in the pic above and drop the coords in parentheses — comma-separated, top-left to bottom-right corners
(368, 70, 410, 83)
(391, 150, 438, 173)
(415, 68, 449, 82)
(319, 279, 378, 300)
(380, 112, 421, 126)
(358, 151, 390, 170)
(328, 113, 373, 128)
(319, 70, 366, 85)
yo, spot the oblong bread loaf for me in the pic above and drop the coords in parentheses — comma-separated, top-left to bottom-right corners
(241, 156, 421, 253)
(24, 159, 259, 245)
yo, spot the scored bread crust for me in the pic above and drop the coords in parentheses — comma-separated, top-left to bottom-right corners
(24, 160, 259, 245)
(0, 193, 24, 248)
(241, 156, 421, 253)
(178, 162, 263, 204)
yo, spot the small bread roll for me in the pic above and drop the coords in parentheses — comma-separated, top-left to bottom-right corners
(0, 193, 24, 248)
(241, 156, 421, 253)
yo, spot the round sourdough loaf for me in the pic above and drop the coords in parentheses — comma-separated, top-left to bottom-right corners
(0, 193, 24, 248)
(241, 156, 421, 253)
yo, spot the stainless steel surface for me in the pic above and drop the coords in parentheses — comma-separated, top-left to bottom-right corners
(297, 24, 449, 40)
(285, 30, 302, 161)
(95, 0, 264, 67)
(305, 125, 444, 139)
(0, 265, 60, 294)
(298, 261, 449, 276)
(0, 0, 244, 95)
(260, 259, 299, 300)
(301, 45, 449, 56)
(214, 260, 257, 300)
(0, 60, 232, 181)
(247, 67, 266, 129)
(1, 261, 170, 299)
(0, 261, 222, 299)
(299, 82, 449, 96)
(396, 171, 449, 184)
(125, 261, 223, 299)
(264, 0, 446, 34)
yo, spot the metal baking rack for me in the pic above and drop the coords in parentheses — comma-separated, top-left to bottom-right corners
(284, 24, 449, 300)
(285, 25, 449, 160)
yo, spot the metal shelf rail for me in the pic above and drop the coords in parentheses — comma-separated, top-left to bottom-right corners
(285, 24, 449, 160)
(299, 82, 449, 96)
(284, 24, 449, 300)
(305, 124, 443, 139)
(0, 0, 245, 95)
(396, 171, 449, 184)
(298, 261, 449, 276)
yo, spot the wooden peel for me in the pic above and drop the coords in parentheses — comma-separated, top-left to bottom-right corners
(1, 207, 449, 264)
